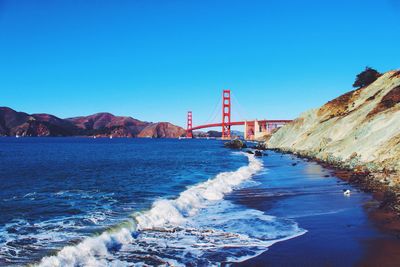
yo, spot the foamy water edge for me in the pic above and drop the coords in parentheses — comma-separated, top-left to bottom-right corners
(36, 153, 304, 266)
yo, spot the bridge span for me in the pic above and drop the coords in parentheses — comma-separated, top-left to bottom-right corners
(186, 89, 292, 140)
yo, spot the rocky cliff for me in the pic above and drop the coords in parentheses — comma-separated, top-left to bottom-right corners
(0, 107, 185, 138)
(67, 113, 149, 137)
(137, 122, 186, 138)
(0, 107, 79, 137)
(267, 70, 400, 186)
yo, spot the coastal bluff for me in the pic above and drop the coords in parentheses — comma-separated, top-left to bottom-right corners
(267, 70, 400, 191)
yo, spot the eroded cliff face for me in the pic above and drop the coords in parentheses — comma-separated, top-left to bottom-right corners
(267, 70, 400, 176)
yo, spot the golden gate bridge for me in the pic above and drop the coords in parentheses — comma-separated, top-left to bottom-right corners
(186, 89, 292, 140)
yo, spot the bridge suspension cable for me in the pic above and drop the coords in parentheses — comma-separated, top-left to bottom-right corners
(204, 94, 222, 125)
(231, 92, 248, 122)
(186, 89, 292, 140)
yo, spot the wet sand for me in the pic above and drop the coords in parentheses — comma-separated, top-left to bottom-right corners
(228, 151, 400, 267)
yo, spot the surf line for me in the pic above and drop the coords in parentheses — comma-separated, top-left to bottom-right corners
(37, 153, 263, 267)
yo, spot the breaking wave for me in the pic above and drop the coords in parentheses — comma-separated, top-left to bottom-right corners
(37, 153, 305, 266)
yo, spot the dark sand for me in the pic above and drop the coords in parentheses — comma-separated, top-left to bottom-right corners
(229, 151, 400, 267)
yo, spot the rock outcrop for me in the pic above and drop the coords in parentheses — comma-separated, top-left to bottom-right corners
(0, 107, 30, 136)
(137, 122, 186, 138)
(224, 139, 247, 149)
(267, 70, 400, 185)
(0, 107, 185, 138)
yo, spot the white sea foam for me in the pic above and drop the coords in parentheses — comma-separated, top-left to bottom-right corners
(135, 153, 263, 229)
(38, 223, 135, 267)
(0, 188, 123, 264)
(0, 210, 120, 265)
(121, 200, 306, 266)
(37, 153, 305, 266)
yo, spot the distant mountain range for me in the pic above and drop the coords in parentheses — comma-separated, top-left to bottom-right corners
(0, 107, 185, 138)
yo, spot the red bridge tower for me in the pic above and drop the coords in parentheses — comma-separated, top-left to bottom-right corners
(186, 111, 193, 138)
(221, 89, 231, 139)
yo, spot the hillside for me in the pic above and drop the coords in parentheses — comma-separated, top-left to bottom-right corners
(0, 107, 185, 138)
(67, 113, 149, 137)
(137, 122, 186, 138)
(267, 70, 400, 187)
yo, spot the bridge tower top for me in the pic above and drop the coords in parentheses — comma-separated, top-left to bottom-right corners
(221, 89, 231, 139)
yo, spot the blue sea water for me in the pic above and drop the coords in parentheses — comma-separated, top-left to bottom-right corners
(1, 138, 389, 266)
(0, 138, 304, 266)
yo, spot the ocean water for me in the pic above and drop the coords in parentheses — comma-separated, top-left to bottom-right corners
(0, 138, 304, 266)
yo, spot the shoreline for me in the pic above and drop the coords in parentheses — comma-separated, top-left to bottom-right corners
(267, 148, 400, 234)
(236, 148, 400, 266)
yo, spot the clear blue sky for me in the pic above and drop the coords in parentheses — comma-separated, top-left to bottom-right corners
(1, 0, 399, 127)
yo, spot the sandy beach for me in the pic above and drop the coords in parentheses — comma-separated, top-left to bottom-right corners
(231, 151, 400, 267)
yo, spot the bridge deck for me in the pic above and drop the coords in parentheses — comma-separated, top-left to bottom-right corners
(190, 120, 292, 131)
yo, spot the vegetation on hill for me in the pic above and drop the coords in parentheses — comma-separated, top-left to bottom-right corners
(353, 67, 382, 88)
